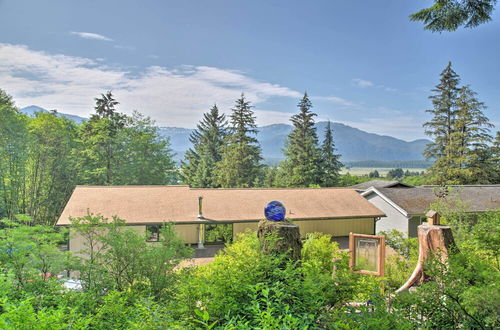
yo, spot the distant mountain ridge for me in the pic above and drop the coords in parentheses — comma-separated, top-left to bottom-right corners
(21, 105, 87, 124)
(159, 122, 429, 163)
(20, 106, 430, 163)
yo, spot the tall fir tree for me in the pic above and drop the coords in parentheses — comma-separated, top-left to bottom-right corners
(423, 62, 460, 162)
(279, 93, 322, 187)
(181, 105, 227, 187)
(423, 63, 495, 184)
(446, 85, 493, 183)
(216, 94, 262, 187)
(320, 121, 343, 186)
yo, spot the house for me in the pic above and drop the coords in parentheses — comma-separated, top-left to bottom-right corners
(351, 180, 413, 192)
(361, 185, 500, 237)
(56, 185, 385, 252)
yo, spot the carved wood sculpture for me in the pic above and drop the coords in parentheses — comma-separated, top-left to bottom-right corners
(396, 211, 457, 293)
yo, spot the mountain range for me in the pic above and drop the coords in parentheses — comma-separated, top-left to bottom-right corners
(20, 106, 429, 164)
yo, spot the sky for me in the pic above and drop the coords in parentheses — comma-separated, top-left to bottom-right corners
(0, 0, 499, 141)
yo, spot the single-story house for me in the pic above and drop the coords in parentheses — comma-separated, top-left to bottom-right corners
(351, 180, 413, 193)
(56, 185, 385, 252)
(361, 185, 500, 237)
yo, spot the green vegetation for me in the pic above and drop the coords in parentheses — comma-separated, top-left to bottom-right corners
(215, 94, 263, 188)
(181, 105, 227, 188)
(411, 0, 497, 32)
(0, 89, 177, 225)
(278, 93, 325, 187)
(423, 62, 497, 184)
(0, 210, 498, 328)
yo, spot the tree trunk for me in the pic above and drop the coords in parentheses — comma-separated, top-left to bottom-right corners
(257, 220, 302, 261)
(396, 223, 457, 293)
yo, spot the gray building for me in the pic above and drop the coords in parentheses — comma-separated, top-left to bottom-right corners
(360, 185, 500, 237)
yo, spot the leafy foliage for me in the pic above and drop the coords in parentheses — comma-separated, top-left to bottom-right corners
(411, 0, 497, 32)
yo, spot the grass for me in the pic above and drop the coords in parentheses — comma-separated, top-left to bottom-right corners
(341, 167, 427, 176)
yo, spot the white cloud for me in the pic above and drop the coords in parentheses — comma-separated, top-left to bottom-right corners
(0, 43, 301, 127)
(70, 31, 113, 42)
(352, 78, 374, 87)
(314, 95, 356, 108)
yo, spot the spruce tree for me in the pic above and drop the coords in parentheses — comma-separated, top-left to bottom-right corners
(279, 93, 322, 187)
(446, 85, 493, 183)
(423, 62, 460, 162)
(320, 121, 343, 186)
(216, 94, 262, 187)
(423, 63, 495, 184)
(181, 105, 227, 187)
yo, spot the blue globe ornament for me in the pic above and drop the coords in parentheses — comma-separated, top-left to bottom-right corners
(264, 200, 286, 221)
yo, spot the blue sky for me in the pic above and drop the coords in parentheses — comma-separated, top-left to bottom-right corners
(0, 0, 499, 140)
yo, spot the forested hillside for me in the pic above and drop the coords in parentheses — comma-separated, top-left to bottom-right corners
(1, 90, 177, 225)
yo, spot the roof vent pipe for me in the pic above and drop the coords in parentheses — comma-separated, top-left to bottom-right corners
(198, 196, 204, 219)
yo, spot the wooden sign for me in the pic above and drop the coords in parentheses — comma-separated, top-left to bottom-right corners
(349, 233, 385, 277)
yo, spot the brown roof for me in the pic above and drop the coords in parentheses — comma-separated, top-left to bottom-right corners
(56, 185, 385, 225)
(374, 185, 500, 215)
(351, 180, 413, 191)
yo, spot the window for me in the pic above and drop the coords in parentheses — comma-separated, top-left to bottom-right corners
(146, 225, 160, 242)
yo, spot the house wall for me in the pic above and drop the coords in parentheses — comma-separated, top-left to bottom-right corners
(232, 218, 374, 241)
(408, 216, 422, 238)
(365, 193, 410, 236)
(69, 218, 375, 254)
(69, 224, 200, 253)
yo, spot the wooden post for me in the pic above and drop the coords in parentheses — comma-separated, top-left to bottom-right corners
(396, 211, 457, 293)
(257, 220, 302, 261)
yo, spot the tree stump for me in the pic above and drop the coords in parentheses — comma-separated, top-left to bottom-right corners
(257, 220, 302, 261)
(396, 223, 457, 293)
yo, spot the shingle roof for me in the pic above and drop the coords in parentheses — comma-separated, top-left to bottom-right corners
(374, 185, 500, 215)
(351, 180, 413, 191)
(56, 185, 385, 225)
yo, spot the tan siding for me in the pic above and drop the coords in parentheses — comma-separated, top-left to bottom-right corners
(174, 224, 199, 244)
(233, 222, 259, 240)
(232, 218, 374, 240)
(295, 218, 374, 236)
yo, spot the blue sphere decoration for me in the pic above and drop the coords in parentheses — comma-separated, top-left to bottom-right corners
(264, 201, 286, 221)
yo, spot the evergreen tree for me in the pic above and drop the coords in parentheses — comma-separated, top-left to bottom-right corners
(446, 85, 493, 183)
(411, 0, 496, 32)
(216, 94, 262, 187)
(424, 64, 495, 184)
(423, 62, 460, 162)
(80, 91, 125, 185)
(320, 121, 343, 186)
(181, 105, 227, 187)
(279, 93, 322, 187)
